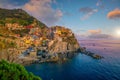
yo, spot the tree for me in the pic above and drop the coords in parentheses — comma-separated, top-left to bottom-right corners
(0, 60, 42, 80)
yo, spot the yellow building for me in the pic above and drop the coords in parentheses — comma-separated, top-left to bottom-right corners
(56, 30, 61, 35)
(25, 39, 31, 44)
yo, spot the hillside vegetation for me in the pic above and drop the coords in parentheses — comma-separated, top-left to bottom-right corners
(0, 60, 41, 80)
(0, 8, 46, 27)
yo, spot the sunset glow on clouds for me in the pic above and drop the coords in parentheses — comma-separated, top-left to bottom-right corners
(107, 8, 120, 20)
(87, 29, 112, 39)
(88, 29, 101, 35)
(23, 0, 63, 26)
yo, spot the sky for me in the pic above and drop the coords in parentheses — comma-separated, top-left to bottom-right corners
(0, 0, 120, 38)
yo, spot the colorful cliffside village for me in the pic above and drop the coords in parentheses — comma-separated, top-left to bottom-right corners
(0, 8, 102, 65)
(0, 20, 81, 64)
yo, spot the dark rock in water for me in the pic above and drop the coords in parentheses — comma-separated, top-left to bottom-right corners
(80, 47, 103, 59)
(88, 52, 95, 57)
(77, 48, 81, 52)
(92, 54, 104, 59)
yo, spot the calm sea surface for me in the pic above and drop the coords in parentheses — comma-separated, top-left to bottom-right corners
(25, 40, 120, 80)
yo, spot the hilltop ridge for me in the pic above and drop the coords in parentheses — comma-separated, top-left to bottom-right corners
(0, 8, 46, 28)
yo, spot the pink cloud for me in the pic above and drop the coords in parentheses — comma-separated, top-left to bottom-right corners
(86, 29, 112, 39)
(88, 34, 112, 39)
(107, 8, 120, 20)
(23, 0, 63, 26)
(88, 29, 101, 35)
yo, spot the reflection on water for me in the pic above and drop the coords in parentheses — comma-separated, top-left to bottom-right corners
(25, 40, 120, 80)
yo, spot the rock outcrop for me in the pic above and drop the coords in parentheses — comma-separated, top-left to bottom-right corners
(48, 26, 80, 53)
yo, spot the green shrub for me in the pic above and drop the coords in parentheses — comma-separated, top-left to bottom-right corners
(0, 60, 42, 80)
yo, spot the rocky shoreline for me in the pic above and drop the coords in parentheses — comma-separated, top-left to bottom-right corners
(18, 48, 80, 65)
(18, 47, 103, 65)
(80, 47, 104, 59)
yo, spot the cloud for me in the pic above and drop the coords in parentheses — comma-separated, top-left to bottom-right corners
(0, 0, 25, 9)
(23, 0, 63, 26)
(96, 0, 100, 6)
(88, 29, 101, 35)
(87, 29, 113, 39)
(80, 7, 98, 20)
(88, 34, 112, 39)
(75, 33, 112, 40)
(80, 7, 94, 13)
(96, 0, 102, 7)
(107, 8, 120, 20)
(75, 29, 114, 39)
(96, 0, 105, 9)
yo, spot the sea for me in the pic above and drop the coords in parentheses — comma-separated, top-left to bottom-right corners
(25, 39, 120, 80)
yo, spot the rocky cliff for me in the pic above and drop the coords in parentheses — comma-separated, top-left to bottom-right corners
(48, 26, 80, 54)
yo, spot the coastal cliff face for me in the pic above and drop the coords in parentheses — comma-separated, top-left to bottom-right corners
(0, 8, 80, 64)
(48, 26, 80, 54)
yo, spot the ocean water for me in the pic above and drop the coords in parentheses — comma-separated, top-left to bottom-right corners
(25, 39, 120, 80)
